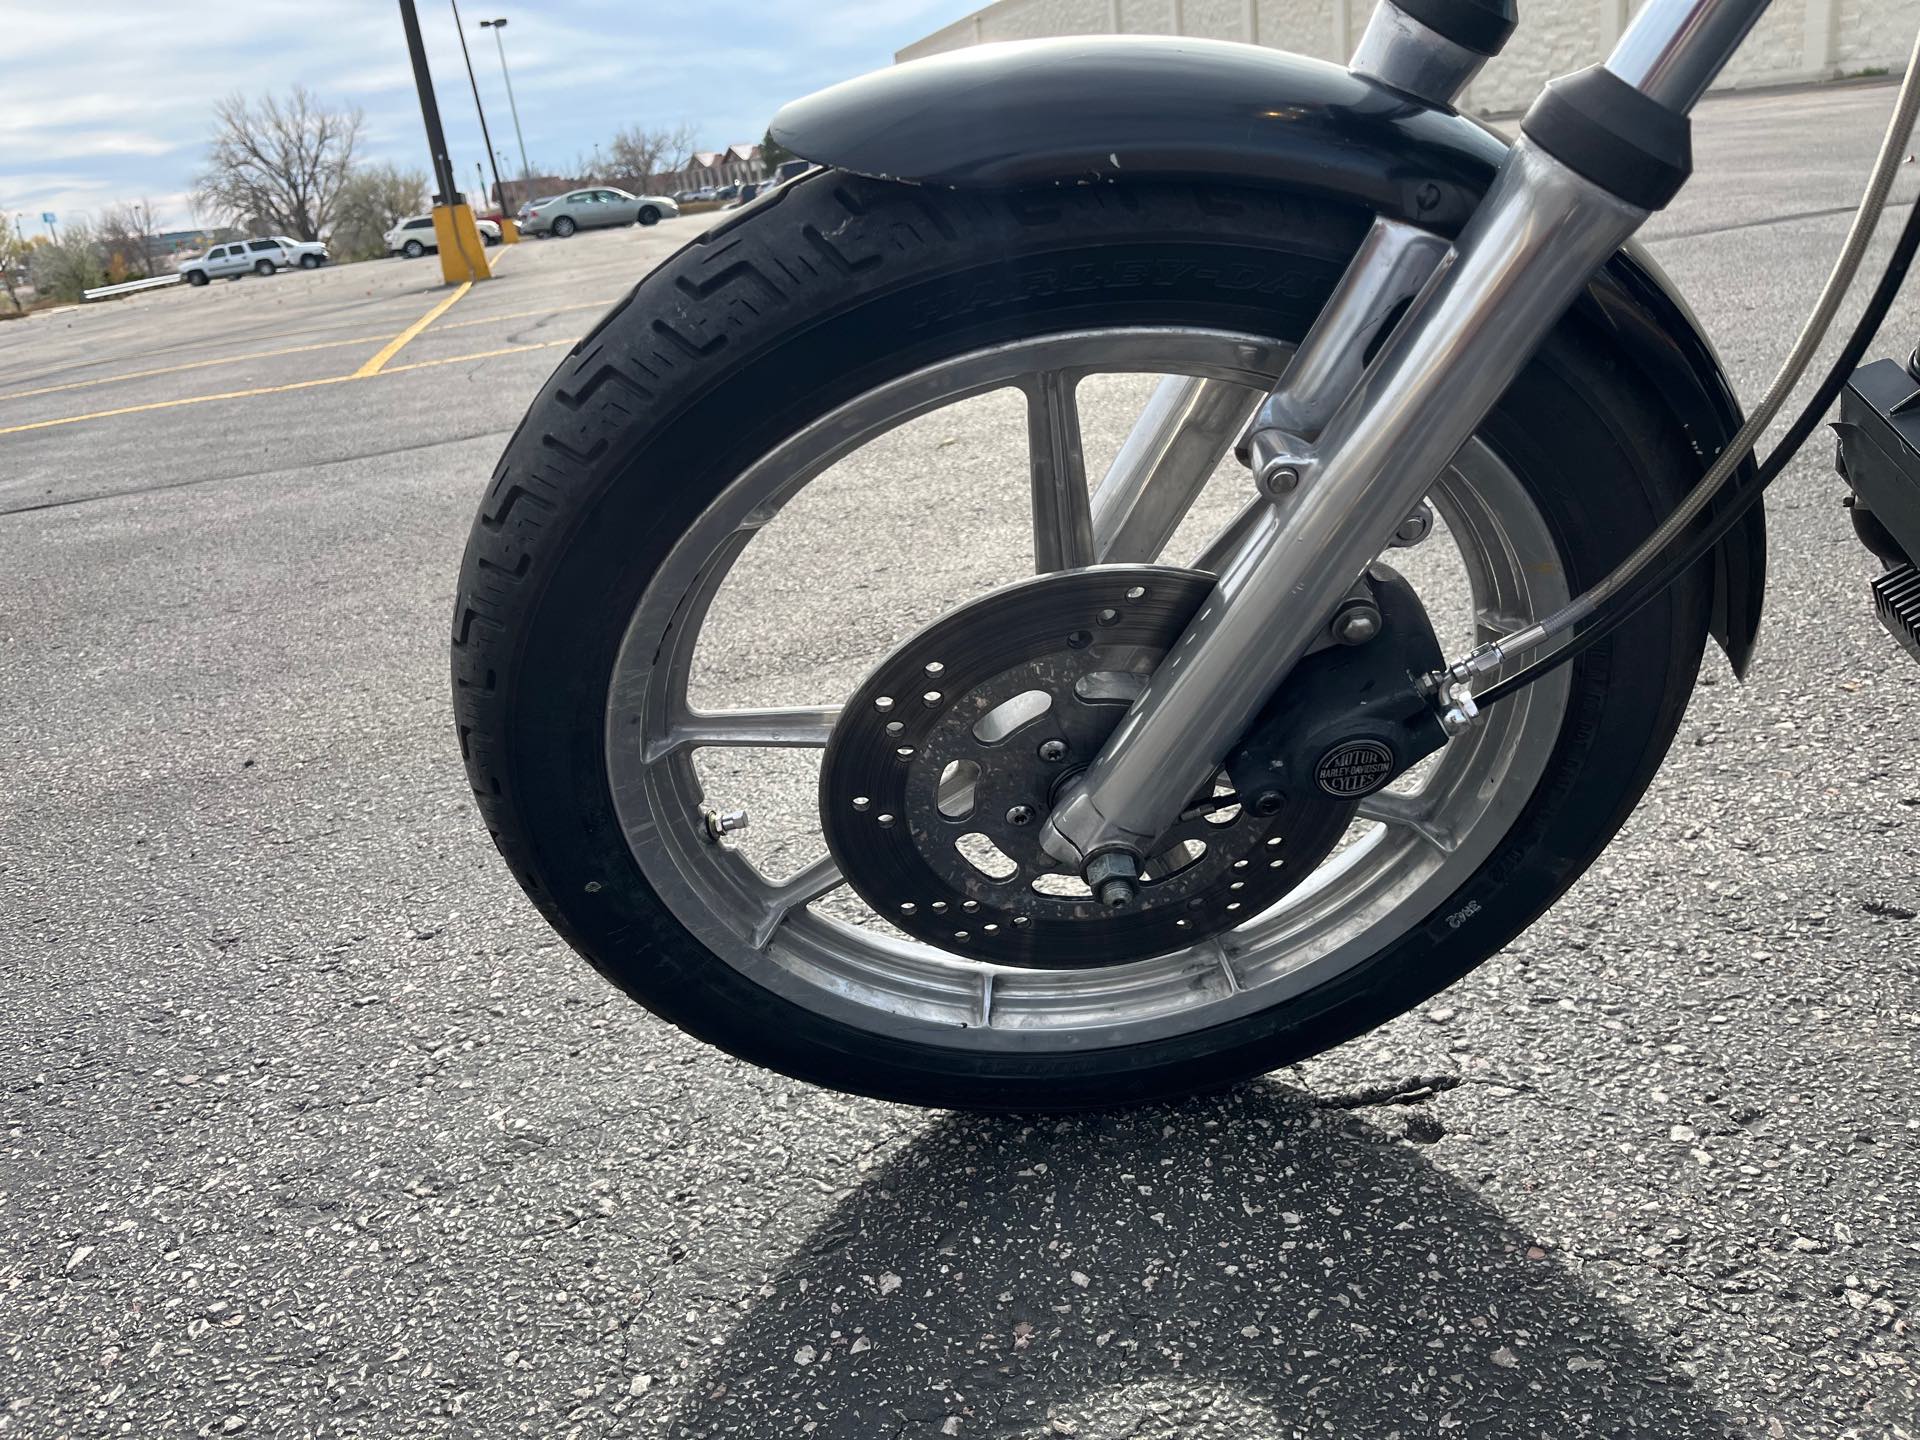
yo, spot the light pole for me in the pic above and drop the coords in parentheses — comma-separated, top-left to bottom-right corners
(479, 18, 532, 194)
(397, 0, 490, 282)
(450, 0, 508, 220)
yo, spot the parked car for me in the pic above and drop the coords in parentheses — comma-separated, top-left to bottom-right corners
(712, 184, 740, 203)
(385, 215, 503, 258)
(268, 235, 330, 269)
(726, 181, 764, 209)
(176, 237, 310, 285)
(517, 187, 680, 236)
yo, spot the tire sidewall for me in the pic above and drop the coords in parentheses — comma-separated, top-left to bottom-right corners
(458, 177, 1707, 1109)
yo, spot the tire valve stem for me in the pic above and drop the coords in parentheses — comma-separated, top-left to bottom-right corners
(702, 808, 750, 842)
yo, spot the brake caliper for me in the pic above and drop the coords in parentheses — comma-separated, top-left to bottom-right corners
(1226, 564, 1450, 810)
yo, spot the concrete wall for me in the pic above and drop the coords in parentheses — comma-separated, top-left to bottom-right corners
(898, 0, 1916, 113)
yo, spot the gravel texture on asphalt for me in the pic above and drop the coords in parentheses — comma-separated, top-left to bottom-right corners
(1, 83, 1916, 1438)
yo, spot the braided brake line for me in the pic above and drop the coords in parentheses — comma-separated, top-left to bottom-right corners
(1452, 29, 1920, 713)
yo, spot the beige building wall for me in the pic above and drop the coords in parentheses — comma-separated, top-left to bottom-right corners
(899, 0, 1916, 113)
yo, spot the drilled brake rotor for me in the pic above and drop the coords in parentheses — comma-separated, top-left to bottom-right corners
(819, 566, 1357, 968)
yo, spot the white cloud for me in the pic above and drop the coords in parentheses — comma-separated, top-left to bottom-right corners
(2, 2, 985, 231)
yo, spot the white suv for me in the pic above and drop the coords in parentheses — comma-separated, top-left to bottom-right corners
(177, 236, 328, 286)
(385, 214, 502, 258)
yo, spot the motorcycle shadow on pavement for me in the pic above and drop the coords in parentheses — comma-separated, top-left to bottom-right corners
(672, 1081, 1728, 1439)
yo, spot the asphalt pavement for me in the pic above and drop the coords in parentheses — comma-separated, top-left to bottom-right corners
(2, 83, 1917, 1439)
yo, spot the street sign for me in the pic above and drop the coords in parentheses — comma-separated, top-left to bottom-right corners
(40, 212, 55, 225)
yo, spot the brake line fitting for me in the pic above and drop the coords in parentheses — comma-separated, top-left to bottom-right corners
(1423, 645, 1505, 736)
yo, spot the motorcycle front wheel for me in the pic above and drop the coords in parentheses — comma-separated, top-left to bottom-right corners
(451, 172, 1709, 1110)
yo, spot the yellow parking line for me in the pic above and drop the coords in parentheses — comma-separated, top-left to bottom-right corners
(437, 298, 616, 332)
(0, 301, 613, 405)
(0, 337, 578, 438)
(0, 374, 360, 437)
(381, 338, 573, 374)
(353, 281, 472, 378)
(0, 333, 391, 403)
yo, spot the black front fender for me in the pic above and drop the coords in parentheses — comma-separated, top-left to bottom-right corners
(771, 36, 1765, 676)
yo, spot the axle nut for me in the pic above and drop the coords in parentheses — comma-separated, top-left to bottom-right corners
(1083, 849, 1142, 909)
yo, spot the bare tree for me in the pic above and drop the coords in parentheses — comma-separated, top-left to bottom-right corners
(606, 121, 698, 188)
(0, 213, 31, 313)
(98, 199, 158, 280)
(329, 162, 430, 262)
(195, 86, 363, 241)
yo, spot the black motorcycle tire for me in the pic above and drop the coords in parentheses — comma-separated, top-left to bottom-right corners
(452, 171, 1710, 1111)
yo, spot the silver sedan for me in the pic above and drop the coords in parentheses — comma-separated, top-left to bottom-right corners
(518, 187, 680, 236)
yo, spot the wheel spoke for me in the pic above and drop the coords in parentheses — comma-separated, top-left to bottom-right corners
(750, 853, 847, 948)
(646, 706, 839, 761)
(1355, 790, 1459, 853)
(1023, 370, 1095, 573)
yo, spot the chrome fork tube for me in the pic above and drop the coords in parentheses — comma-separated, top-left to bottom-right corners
(1348, 0, 1490, 106)
(1090, 377, 1261, 564)
(1043, 0, 1774, 873)
(1042, 142, 1646, 867)
(1242, 216, 1452, 486)
(1196, 219, 1449, 570)
(1607, 0, 1772, 109)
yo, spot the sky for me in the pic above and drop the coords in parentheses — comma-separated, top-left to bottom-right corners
(3, 0, 973, 233)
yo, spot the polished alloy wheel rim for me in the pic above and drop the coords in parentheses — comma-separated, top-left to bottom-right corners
(606, 329, 1571, 1051)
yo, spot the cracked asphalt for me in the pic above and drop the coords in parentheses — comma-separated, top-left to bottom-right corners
(2, 82, 1917, 1438)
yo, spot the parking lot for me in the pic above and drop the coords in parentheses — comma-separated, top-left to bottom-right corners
(3, 83, 1918, 1439)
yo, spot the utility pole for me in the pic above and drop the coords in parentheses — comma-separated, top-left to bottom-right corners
(449, 0, 511, 230)
(480, 19, 532, 189)
(397, 0, 491, 282)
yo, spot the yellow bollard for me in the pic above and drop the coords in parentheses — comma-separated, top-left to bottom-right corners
(431, 202, 493, 283)
(497, 216, 521, 244)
